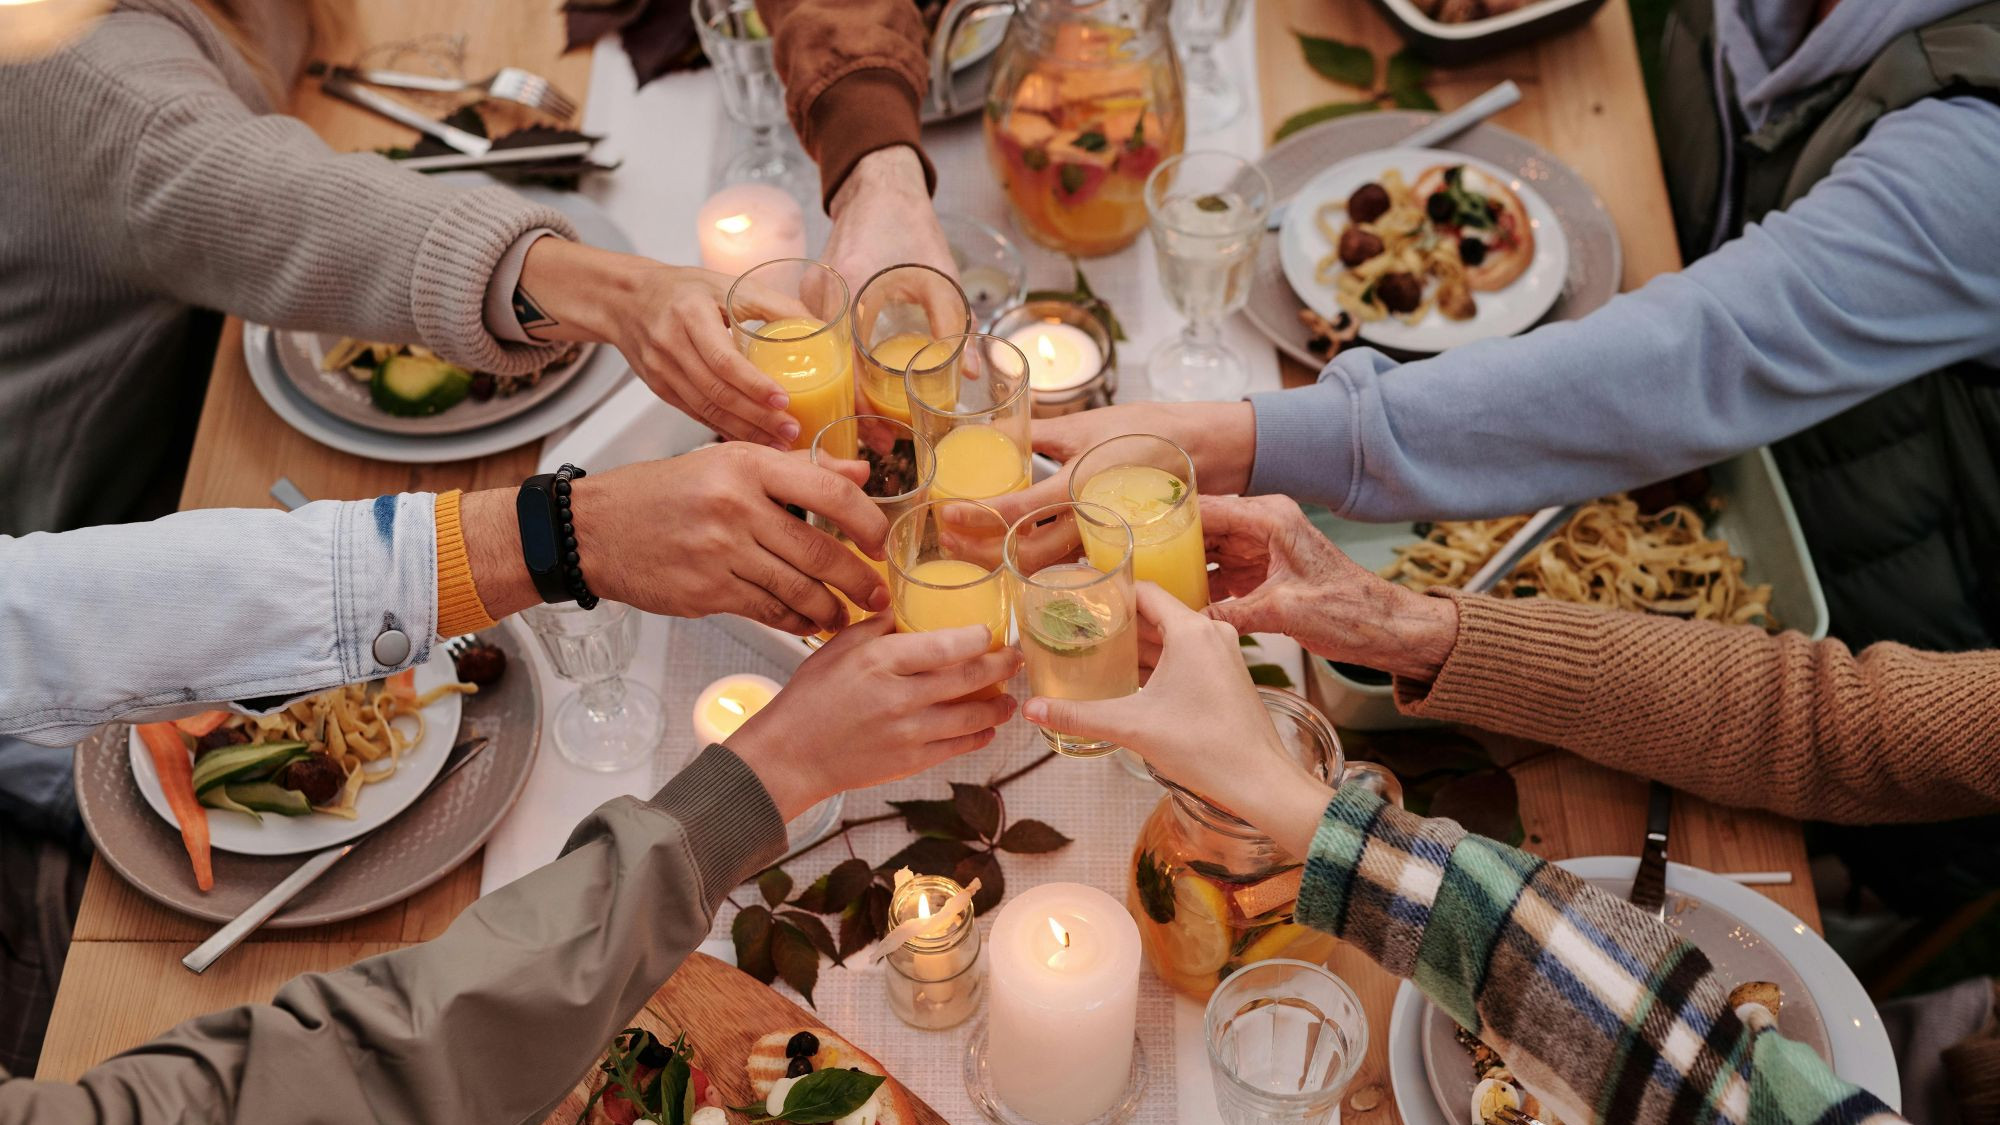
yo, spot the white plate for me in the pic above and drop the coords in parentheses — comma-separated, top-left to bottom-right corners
(1277, 146, 1568, 353)
(1387, 857, 1899, 1125)
(127, 654, 462, 857)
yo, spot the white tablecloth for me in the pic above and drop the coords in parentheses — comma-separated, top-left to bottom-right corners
(480, 15, 1282, 1122)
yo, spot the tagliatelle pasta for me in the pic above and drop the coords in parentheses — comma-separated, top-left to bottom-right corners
(235, 679, 475, 819)
(1315, 169, 1475, 325)
(1380, 496, 1776, 629)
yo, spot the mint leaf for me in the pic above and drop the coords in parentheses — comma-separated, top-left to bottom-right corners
(1038, 598, 1105, 645)
(1022, 146, 1049, 171)
(1194, 193, 1229, 213)
(778, 1068, 887, 1123)
(1168, 478, 1185, 504)
(1135, 849, 1175, 923)
(1072, 129, 1108, 152)
(1057, 163, 1088, 196)
(1247, 662, 1295, 689)
(1298, 34, 1374, 89)
(1273, 100, 1378, 142)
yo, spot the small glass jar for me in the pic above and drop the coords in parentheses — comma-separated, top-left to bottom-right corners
(989, 298, 1117, 418)
(885, 875, 985, 1029)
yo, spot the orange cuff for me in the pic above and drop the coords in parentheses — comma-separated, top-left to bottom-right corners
(434, 490, 499, 636)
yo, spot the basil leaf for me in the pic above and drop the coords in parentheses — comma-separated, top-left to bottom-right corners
(1297, 34, 1374, 89)
(779, 1068, 887, 1123)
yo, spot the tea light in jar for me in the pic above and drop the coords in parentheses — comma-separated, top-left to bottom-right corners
(883, 874, 984, 1030)
(690, 674, 781, 746)
(1008, 321, 1103, 393)
(986, 882, 1140, 1125)
(696, 183, 806, 277)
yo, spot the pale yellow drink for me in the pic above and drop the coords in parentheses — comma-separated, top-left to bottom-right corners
(742, 316, 855, 450)
(860, 332, 928, 424)
(893, 558, 1008, 699)
(1018, 565, 1139, 757)
(931, 425, 1028, 500)
(1077, 464, 1208, 609)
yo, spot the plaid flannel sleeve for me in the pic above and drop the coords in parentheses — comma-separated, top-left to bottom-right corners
(1297, 786, 1905, 1125)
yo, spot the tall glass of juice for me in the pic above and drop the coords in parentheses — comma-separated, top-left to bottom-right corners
(886, 498, 1012, 700)
(806, 413, 937, 647)
(1005, 501, 1138, 758)
(727, 258, 854, 450)
(1067, 433, 1208, 610)
(905, 333, 1032, 501)
(853, 264, 973, 426)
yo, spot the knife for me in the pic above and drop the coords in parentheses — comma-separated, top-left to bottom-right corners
(321, 72, 492, 155)
(181, 735, 493, 973)
(1628, 781, 1673, 916)
(392, 142, 600, 173)
(1463, 503, 1582, 596)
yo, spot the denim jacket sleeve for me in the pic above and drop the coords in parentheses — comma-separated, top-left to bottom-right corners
(0, 494, 438, 747)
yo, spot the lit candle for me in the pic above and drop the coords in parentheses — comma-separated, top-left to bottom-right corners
(883, 873, 984, 1030)
(986, 883, 1141, 1124)
(1007, 321, 1102, 393)
(696, 184, 805, 277)
(690, 674, 781, 746)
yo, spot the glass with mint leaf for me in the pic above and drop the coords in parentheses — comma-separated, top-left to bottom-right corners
(1004, 501, 1138, 758)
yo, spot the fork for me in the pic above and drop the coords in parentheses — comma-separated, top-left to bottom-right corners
(340, 65, 578, 121)
(1490, 1105, 1549, 1125)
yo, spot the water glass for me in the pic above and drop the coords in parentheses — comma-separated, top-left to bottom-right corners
(1004, 502, 1138, 759)
(690, 0, 804, 185)
(727, 258, 854, 450)
(905, 333, 1033, 501)
(523, 602, 664, 772)
(937, 212, 1028, 327)
(1143, 151, 1272, 403)
(853, 264, 974, 425)
(1204, 960, 1368, 1125)
(1173, 0, 1249, 132)
(806, 413, 937, 645)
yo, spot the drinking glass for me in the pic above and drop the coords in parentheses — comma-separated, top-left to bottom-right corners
(1004, 501, 1138, 758)
(1067, 433, 1209, 610)
(887, 498, 1011, 700)
(806, 413, 937, 646)
(691, 0, 804, 185)
(1143, 151, 1272, 402)
(727, 258, 853, 450)
(853, 264, 974, 426)
(1204, 959, 1368, 1125)
(937, 212, 1028, 327)
(523, 602, 664, 772)
(905, 333, 1032, 501)
(1172, 0, 1249, 133)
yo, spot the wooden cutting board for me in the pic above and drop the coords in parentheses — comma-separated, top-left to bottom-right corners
(544, 953, 950, 1124)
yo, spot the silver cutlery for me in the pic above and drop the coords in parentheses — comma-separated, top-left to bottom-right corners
(1628, 781, 1673, 916)
(269, 476, 310, 512)
(1463, 503, 1581, 595)
(322, 72, 492, 155)
(393, 141, 601, 173)
(338, 65, 578, 122)
(1490, 1105, 1550, 1125)
(1266, 79, 1525, 230)
(181, 735, 493, 974)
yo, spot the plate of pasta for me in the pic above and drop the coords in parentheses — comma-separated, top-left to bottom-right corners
(126, 653, 470, 856)
(1277, 147, 1568, 353)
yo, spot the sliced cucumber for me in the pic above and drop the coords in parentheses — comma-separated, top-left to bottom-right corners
(370, 354, 473, 417)
(224, 781, 314, 816)
(190, 741, 308, 795)
(200, 785, 263, 823)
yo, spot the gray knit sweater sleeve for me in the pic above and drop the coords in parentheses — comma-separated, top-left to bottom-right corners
(14, 8, 579, 375)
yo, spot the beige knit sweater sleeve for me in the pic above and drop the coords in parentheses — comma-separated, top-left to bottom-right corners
(1394, 591, 2000, 823)
(9, 7, 578, 375)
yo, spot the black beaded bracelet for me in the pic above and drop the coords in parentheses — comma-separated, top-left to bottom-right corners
(551, 464, 599, 609)
(516, 463, 598, 609)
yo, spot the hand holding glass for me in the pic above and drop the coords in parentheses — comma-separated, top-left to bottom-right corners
(728, 258, 855, 451)
(1005, 502, 1139, 758)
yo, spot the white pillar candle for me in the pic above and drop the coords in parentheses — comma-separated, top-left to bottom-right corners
(690, 674, 781, 746)
(1007, 321, 1103, 394)
(987, 882, 1141, 1125)
(696, 183, 806, 277)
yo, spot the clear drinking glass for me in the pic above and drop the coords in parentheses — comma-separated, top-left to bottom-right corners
(853, 264, 974, 426)
(1143, 151, 1272, 403)
(727, 258, 854, 451)
(691, 0, 804, 185)
(806, 413, 937, 646)
(1204, 959, 1368, 1125)
(887, 499, 1012, 700)
(1067, 433, 1209, 610)
(523, 602, 664, 772)
(937, 213, 1028, 327)
(905, 333, 1033, 501)
(1004, 502, 1138, 759)
(1172, 0, 1249, 133)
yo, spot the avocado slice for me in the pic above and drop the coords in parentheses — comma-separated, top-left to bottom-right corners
(223, 781, 314, 817)
(190, 741, 308, 795)
(371, 354, 473, 417)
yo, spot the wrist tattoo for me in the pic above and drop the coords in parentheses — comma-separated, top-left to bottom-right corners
(513, 284, 558, 334)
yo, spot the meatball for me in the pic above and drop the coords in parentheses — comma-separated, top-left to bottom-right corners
(1376, 272, 1423, 313)
(195, 726, 252, 757)
(1337, 226, 1385, 267)
(452, 640, 508, 687)
(1346, 182, 1391, 224)
(277, 753, 348, 806)
(1457, 236, 1487, 266)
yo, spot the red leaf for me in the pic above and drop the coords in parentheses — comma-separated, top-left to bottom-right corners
(821, 859, 876, 914)
(757, 867, 793, 908)
(732, 906, 775, 984)
(877, 836, 976, 877)
(772, 922, 821, 1007)
(997, 820, 1072, 854)
(779, 910, 839, 962)
(955, 850, 1005, 915)
(952, 783, 1003, 841)
(890, 798, 978, 840)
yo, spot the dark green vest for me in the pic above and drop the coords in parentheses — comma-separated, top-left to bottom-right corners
(1657, 0, 2000, 651)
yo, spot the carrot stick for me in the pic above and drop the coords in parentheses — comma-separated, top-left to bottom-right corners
(386, 667, 417, 705)
(172, 711, 230, 738)
(137, 722, 213, 892)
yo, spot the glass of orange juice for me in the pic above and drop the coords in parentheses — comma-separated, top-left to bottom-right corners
(853, 264, 974, 426)
(806, 413, 937, 647)
(1067, 433, 1209, 610)
(886, 498, 1011, 700)
(727, 258, 854, 450)
(905, 333, 1032, 502)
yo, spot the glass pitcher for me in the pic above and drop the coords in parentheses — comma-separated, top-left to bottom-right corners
(1128, 689, 1402, 1000)
(936, 0, 1186, 257)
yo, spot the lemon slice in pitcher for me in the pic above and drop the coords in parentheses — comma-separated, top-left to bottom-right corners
(1159, 874, 1231, 976)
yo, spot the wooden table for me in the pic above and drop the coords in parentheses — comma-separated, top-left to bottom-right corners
(39, 3, 1821, 1122)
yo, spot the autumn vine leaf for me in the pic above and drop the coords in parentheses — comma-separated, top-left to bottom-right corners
(1298, 34, 1375, 89)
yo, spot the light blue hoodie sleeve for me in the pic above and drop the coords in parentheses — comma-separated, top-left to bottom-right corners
(1247, 95, 2000, 521)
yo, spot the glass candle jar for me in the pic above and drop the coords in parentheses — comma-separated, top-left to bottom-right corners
(885, 875, 985, 1030)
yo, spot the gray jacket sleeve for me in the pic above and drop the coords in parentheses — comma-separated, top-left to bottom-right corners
(0, 745, 786, 1124)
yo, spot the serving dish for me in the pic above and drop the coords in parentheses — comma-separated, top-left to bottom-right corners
(1372, 0, 1612, 65)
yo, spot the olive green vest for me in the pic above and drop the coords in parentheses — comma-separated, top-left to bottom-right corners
(1657, 0, 2000, 651)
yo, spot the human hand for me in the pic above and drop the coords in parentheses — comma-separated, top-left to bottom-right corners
(1200, 495, 1457, 681)
(462, 444, 892, 633)
(729, 615, 1021, 820)
(516, 239, 808, 448)
(1020, 583, 1331, 858)
(821, 147, 956, 295)
(983, 401, 1259, 526)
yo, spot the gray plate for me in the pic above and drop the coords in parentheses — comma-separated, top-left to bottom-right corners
(1249, 111, 1622, 366)
(276, 334, 598, 437)
(75, 622, 542, 928)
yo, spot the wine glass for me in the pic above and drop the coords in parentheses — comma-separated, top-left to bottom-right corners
(1172, 0, 1249, 133)
(691, 0, 806, 187)
(523, 601, 663, 772)
(1143, 150, 1272, 402)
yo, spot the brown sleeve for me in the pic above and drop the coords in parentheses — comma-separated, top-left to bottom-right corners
(1394, 590, 2000, 824)
(756, 0, 938, 205)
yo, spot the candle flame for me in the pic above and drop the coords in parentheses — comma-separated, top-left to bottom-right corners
(1036, 335, 1057, 363)
(918, 894, 934, 920)
(719, 697, 747, 717)
(1048, 917, 1070, 948)
(715, 213, 753, 235)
